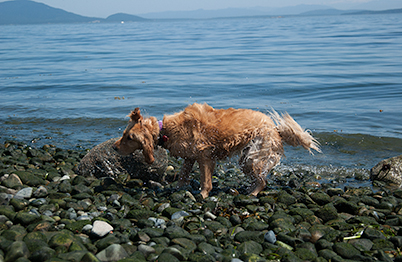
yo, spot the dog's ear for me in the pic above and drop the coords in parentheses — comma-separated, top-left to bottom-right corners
(142, 136, 155, 164)
(129, 108, 143, 123)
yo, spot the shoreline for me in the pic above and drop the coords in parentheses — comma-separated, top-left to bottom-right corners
(2, 128, 402, 171)
(1, 140, 402, 261)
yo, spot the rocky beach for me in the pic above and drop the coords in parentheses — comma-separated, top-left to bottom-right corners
(1, 139, 402, 262)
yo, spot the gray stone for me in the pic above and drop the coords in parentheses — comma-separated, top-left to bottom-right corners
(77, 138, 168, 182)
(14, 187, 33, 199)
(148, 217, 166, 228)
(91, 220, 113, 238)
(137, 244, 156, 258)
(171, 210, 190, 220)
(33, 186, 48, 198)
(264, 230, 276, 244)
(171, 238, 197, 252)
(96, 244, 128, 262)
(161, 247, 185, 261)
(237, 240, 263, 255)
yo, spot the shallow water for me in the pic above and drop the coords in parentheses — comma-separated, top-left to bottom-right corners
(1, 14, 401, 170)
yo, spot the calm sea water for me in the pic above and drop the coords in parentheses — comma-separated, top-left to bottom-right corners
(1, 14, 401, 170)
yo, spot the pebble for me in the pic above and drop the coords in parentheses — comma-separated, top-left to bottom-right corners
(91, 220, 114, 238)
(14, 187, 33, 199)
(148, 217, 166, 228)
(264, 230, 277, 244)
(171, 210, 190, 220)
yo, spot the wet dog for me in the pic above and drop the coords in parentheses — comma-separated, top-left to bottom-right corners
(113, 103, 320, 198)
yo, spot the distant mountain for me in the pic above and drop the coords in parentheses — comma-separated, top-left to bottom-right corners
(345, 8, 402, 15)
(0, 0, 101, 25)
(106, 13, 146, 22)
(299, 8, 368, 16)
(270, 4, 332, 16)
(0, 0, 145, 25)
(1, 0, 401, 25)
(299, 9, 347, 16)
(140, 4, 332, 19)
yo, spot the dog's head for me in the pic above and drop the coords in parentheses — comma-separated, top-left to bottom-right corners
(113, 108, 158, 164)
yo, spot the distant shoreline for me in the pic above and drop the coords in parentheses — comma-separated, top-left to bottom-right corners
(1, 0, 401, 25)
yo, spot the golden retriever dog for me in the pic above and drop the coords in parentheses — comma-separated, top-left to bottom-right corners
(113, 103, 320, 198)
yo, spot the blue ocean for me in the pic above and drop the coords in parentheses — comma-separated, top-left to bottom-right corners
(1, 14, 401, 170)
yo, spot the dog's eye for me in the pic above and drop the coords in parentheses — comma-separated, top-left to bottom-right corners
(126, 136, 132, 141)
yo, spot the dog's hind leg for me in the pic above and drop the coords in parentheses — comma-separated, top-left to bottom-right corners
(198, 159, 216, 199)
(177, 159, 195, 188)
(239, 137, 283, 196)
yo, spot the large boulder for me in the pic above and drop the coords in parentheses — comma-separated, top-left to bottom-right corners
(371, 155, 402, 187)
(77, 138, 168, 182)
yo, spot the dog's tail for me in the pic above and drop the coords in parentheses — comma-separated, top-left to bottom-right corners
(270, 111, 321, 154)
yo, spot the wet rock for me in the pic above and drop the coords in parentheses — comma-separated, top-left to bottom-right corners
(77, 138, 168, 182)
(127, 209, 156, 220)
(372, 238, 395, 250)
(13, 171, 45, 187)
(310, 192, 331, 205)
(1, 173, 23, 189)
(277, 191, 297, 206)
(14, 211, 40, 226)
(315, 203, 339, 222)
(4, 241, 29, 262)
(269, 211, 296, 234)
(137, 244, 156, 258)
(371, 155, 402, 187)
(33, 186, 48, 198)
(96, 243, 128, 261)
(172, 238, 197, 252)
(362, 227, 386, 240)
(234, 230, 264, 244)
(9, 198, 28, 211)
(294, 247, 318, 261)
(164, 225, 190, 239)
(157, 252, 181, 262)
(333, 242, 361, 259)
(48, 230, 75, 250)
(14, 187, 33, 199)
(29, 247, 56, 262)
(237, 240, 263, 255)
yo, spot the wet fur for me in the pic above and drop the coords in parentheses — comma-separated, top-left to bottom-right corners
(114, 103, 320, 198)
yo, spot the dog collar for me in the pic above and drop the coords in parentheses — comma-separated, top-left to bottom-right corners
(158, 120, 169, 146)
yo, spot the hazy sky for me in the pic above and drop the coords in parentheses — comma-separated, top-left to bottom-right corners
(1, 0, 392, 17)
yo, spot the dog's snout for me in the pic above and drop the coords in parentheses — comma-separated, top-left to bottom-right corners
(112, 141, 119, 151)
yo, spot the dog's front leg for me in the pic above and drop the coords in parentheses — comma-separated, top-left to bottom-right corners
(199, 159, 216, 199)
(177, 159, 195, 188)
